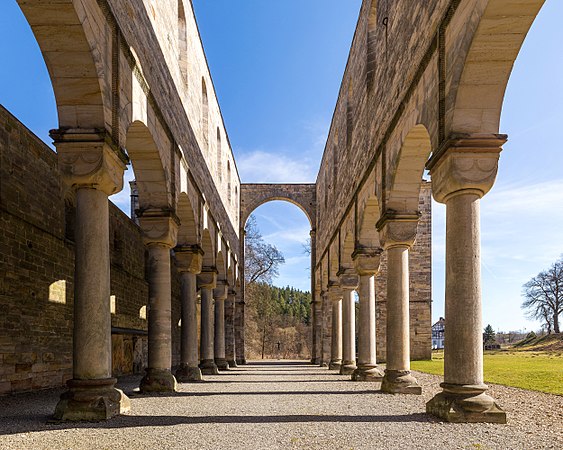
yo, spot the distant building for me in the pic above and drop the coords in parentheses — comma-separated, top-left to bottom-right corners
(432, 317, 445, 349)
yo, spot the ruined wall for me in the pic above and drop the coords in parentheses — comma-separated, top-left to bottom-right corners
(0, 106, 182, 394)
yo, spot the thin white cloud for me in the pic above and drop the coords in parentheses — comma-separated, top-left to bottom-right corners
(236, 149, 317, 183)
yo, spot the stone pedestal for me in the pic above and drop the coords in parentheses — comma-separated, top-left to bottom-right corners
(378, 216, 422, 395)
(214, 282, 229, 371)
(425, 134, 507, 423)
(352, 250, 384, 382)
(139, 214, 179, 393)
(339, 271, 358, 375)
(199, 270, 219, 375)
(328, 285, 342, 371)
(175, 247, 203, 383)
(52, 130, 130, 421)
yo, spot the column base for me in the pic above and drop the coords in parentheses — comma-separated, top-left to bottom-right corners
(310, 357, 320, 365)
(139, 368, 177, 393)
(227, 359, 238, 368)
(351, 364, 384, 382)
(53, 378, 130, 422)
(328, 359, 342, 371)
(199, 359, 219, 375)
(215, 358, 230, 371)
(320, 361, 329, 368)
(175, 364, 203, 383)
(236, 358, 247, 365)
(426, 383, 506, 424)
(381, 370, 422, 395)
(339, 361, 357, 375)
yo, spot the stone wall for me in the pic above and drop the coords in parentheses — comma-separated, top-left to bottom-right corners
(0, 106, 183, 394)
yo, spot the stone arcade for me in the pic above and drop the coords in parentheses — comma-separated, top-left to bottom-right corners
(0, 0, 546, 425)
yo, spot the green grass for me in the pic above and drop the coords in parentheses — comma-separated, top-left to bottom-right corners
(411, 351, 563, 395)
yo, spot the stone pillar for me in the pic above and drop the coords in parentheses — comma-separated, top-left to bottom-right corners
(319, 290, 331, 367)
(425, 134, 507, 423)
(139, 214, 179, 393)
(225, 289, 238, 368)
(352, 249, 384, 382)
(328, 284, 343, 370)
(235, 295, 247, 365)
(339, 270, 358, 375)
(52, 130, 130, 421)
(310, 293, 322, 365)
(199, 269, 219, 375)
(378, 215, 422, 394)
(214, 281, 229, 370)
(174, 246, 204, 383)
(309, 230, 318, 365)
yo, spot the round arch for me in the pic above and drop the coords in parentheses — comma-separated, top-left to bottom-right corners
(240, 184, 317, 229)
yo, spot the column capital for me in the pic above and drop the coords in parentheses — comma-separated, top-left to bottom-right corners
(309, 229, 317, 238)
(327, 281, 343, 301)
(337, 268, 359, 290)
(175, 245, 204, 274)
(139, 211, 179, 248)
(227, 289, 238, 298)
(426, 133, 507, 204)
(198, 268, 218, 289)
(214, 281, 229, 301)
(352, 247, 382, 276)
(377, 212, 420, 250)
(52, 128, 128, 196)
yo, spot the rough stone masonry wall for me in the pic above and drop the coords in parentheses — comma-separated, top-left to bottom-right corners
(0, 106, 182, 394)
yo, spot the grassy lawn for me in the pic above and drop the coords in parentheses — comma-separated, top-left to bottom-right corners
(411, 350, 563, 396)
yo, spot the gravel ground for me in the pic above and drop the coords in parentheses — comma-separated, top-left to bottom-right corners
(0, 361, 561, 449)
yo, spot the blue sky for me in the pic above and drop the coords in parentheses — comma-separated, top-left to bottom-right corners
(1, 0, 562, 333)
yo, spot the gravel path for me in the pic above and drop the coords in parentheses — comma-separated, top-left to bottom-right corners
(0, 361, 561, 449)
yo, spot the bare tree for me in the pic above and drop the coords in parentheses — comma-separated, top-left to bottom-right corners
(522, 258, 563, 334)
(244, 215, 285, 285)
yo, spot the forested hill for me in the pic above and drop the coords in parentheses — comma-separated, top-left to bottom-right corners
(269, 285, 312, 325)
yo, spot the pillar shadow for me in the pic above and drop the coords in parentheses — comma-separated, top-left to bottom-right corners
(0, 412, 436, 436)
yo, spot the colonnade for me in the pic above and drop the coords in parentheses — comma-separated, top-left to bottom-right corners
(310, 135, 507, 423)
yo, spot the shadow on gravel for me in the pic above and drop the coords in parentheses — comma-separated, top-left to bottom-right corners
(0, 412, 436, 435)
(126, 390, 379, 398)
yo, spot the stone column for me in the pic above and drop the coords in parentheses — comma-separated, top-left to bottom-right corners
(175, 246, 204, 383)
(52, 132, 130, 421)
(339, 270, 358, 375)
(311, 293, 322, 365)
(378, 215, 422, 394)
(235, 295, 247, 365)
(309, 230, 318, 365)
(425, 134, 506, 423)
(225, 289, 238, 368)
(319, 290, 331, 367)
(214, 281, 229, 370)
(352, 249, 384, 382)
(199, 269, 219, 375)
(139, 214, 179, 393)
(328, 284, 343, 371)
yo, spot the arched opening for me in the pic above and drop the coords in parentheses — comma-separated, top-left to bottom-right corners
(436, 0, 560, 336)
(201, 78, 209, 155)
(243, 201, 312, 360)
(178, 0, 188, 86)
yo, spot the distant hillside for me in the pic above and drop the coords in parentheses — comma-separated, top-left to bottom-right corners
(514, 333, 563, 352)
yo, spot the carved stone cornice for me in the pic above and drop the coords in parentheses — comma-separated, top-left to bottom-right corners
(139, 211, 179, 248)
(198, 268, 218, 290)
(426, 133, 507, 204)
(336, 268, 359, 291)
(52, 128, 128, 196)
(377, 212, 420, 250)
(352, 247, 382, 276)
(174, 245, 204, 274)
